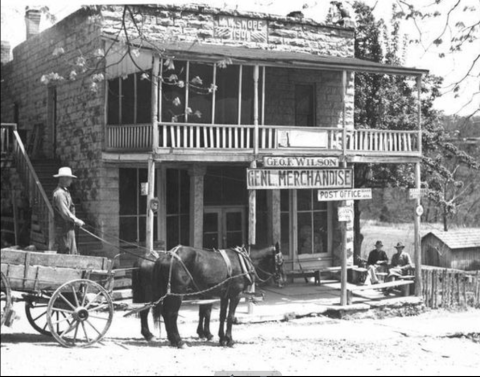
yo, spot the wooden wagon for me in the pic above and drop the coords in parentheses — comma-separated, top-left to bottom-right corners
(1, 248, 118, 348)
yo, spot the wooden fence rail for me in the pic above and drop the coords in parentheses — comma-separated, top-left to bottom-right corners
(421, 267, 479, 309)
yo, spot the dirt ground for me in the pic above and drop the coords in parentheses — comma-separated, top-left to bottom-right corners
(1, 308, 479, 376)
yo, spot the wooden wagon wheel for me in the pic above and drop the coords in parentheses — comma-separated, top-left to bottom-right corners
(47, 279, 114, 348)
(1, 272, 13, 327)
(25, 293, 68, 337)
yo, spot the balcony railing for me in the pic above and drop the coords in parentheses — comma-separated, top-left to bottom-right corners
(105, 123, 421, 156)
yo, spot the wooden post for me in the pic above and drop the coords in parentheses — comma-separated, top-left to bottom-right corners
(11, 190, 19, 246)
(146, 156, 155, 255)
(340, 159, 348, 306)
(342, 70, 347, 156)
(152, 55, 160, 150)
(416, 76, 422, 156)
(414, 162, 422, 297)
(248, 160, 257, 314)
(253, 65, 259, 156)
(189, 165, 206, 249)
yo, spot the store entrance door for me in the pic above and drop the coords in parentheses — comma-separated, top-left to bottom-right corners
(203, 207, 246, 250)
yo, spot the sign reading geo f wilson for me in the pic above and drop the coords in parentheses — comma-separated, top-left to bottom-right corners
(247, 169, 353, 190)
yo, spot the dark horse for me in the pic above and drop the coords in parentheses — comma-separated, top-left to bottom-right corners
(132, 244, 277, 348)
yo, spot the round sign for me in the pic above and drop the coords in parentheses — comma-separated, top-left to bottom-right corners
(416, 205, 424, 216)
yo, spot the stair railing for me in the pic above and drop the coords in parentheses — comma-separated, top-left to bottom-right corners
(11, 127, 55, 249)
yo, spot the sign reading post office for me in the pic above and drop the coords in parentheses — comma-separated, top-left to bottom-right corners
(247, 169, 353, 190)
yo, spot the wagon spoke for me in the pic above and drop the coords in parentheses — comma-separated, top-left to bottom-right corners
(58, 293, 77, 311)
(88, 315, 109, 321)
(71, 286, 80, 307)
(51, 314, 74, 326)
(33, 310, 48, 322)
(73, 322, 80, 344)
(60, 310, 74, 327)
(59, 321, 78, 339)
(81, 321, 91, 344)
(81, 284, 89, 307)
(85, 319, 102, 336)
(51, 308, 74, 315)
(84, 292, 104, 310)
(87, 304, 109, 313)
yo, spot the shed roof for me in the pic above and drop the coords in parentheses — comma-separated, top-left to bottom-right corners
(105, 38, 429, 77)
(423, 229, 480, 250)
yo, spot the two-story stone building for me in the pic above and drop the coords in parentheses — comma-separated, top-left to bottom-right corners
(1, 4, 427, 274)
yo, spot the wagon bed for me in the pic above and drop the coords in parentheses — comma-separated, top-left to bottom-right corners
(1, 247, 118, 348)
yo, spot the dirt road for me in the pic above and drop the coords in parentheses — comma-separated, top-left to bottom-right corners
(1, 309, 479, 376)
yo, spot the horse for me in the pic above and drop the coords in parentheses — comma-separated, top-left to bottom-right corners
(132, 244, 277, 348)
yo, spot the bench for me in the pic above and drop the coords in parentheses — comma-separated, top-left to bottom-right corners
(286, 266, 358, 285)
(346, 280, 414, 304)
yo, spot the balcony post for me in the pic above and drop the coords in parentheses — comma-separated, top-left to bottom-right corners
(253, 65, 259, 155)
(414, 161, 423, 297)
(342, 70, 347, 156)
(151, 54, 160, 151)
(146, 156, 156, 255)
(416, 75, 422, 155)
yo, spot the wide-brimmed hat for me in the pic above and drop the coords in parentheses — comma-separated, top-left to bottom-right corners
(375, 241, 383, 247)
(53, 167, 77, 178)
(394, 242, 406, 249)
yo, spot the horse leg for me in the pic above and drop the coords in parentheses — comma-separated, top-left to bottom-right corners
(197, 304, 214, 340)
(218, 298, 229, 346)
(225, 296, 241, 347)
(163, 296, 185, 348)
(202, 304, 214, 341)
(140, 307, 155, 341)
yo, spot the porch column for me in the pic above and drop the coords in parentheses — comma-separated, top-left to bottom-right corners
(157, 164, 167, 250)
(414, 75, 423, 297)
(189, 164, 206, 248)
(152, 55, 160, 150)
(146, 156, 155, 254)
(267, 190, 281, 246)
(253, 65, 259, 156)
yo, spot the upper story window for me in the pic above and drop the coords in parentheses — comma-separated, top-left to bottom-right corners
(107, 71, 152, 125)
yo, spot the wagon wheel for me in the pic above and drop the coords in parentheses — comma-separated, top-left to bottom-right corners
(1, 272, 13, 327)
(47, 279, 114, 348)
(25, 293, 67, 337)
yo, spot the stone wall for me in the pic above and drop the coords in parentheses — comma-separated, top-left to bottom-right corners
(101, 4, 354, 58)
(0, 9, 119, 258)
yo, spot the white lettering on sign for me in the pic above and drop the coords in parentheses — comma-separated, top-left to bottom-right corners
(215, 16, 267, 42)
(263, 157, 339, 168)
(247, 169, 353, 190)
(338, 206, 354, 222)
(318, 189, 373, 201)
(409, 188, 428, 200)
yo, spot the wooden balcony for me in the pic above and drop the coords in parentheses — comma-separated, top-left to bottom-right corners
(104, 123, 422, 163)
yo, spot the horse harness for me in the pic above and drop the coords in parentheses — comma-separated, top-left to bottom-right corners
(216, 247, 255, 286)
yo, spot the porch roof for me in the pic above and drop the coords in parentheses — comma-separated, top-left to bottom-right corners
(139, 40, 429, 76)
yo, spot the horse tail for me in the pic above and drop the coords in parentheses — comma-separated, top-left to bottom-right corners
(152, 259, 165, 331)
(132, 261, 144, 304)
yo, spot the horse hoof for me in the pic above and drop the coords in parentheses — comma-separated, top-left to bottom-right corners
(227, 341, 235, 348)
(220, 340, 227, 347)
(206, 334, 214, 341)
(143, 333, 155, 342)
(178, 343, 189, 349)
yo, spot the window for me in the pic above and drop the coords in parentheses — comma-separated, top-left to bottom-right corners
(204, 166, 247, 206)
(297, 190, 328, 255)
(166, 169, 190, 249)
(295, 84, 315, 127)
(107, 71, 152, 125)
(215, 65, 239, 124)
(189, 62, 213, 124)
(119, 168, 157, 243)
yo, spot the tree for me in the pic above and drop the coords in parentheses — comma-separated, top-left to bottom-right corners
(351, 1, 479, 260)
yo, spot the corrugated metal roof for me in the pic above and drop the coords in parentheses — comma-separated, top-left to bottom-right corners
(423, 229, 480, 250)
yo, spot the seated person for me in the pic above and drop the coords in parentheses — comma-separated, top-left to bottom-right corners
(366, 240, 389, 285)
(387, 242, 413, 281)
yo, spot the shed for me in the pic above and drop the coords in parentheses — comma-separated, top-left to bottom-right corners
(421, 229, 480, 271)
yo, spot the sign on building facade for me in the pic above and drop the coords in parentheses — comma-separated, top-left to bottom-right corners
(247, 168, 353, 190)
(214, 16, 268, 43)
(318, 188, 372, 201)
(263, 157, 339, 168)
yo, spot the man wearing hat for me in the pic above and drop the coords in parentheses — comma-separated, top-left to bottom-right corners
(52, 167, 85, 254)
(366, 240, 389, 284)
(387, 242, 413, 280)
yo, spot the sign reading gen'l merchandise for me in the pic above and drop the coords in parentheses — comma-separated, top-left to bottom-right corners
(247, 169, 353, 190)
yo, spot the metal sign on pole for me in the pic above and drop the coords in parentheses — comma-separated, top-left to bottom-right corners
(318, 188, 372, 201)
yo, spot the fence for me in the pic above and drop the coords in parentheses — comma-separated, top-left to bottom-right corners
(421, 266, 480, 309)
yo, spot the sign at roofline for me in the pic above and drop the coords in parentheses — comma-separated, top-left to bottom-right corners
(263, 157, 339, 168)
(318, 189, 372, 201)
(247, 169, 353, 190)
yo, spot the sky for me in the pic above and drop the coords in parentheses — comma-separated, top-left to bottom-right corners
(1, 0, 479, 116)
